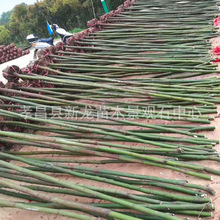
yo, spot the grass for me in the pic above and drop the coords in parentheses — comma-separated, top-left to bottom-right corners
(69, 28, 84, 34)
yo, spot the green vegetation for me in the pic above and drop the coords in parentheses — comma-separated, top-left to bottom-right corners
(0, 10, 12, 25)
(0, 0, 124, 46)
(0, 25, 10, 45)
(69, 28, 84, 34)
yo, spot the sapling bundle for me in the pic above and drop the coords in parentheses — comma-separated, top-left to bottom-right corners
(0, 44, 30, 64)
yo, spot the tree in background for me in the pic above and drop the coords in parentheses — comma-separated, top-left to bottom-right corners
(0, 0, 126, 46)
(0, 10, 12, 25)
(9, 3, 29, 43)
(0, 25, 10, 45)
(28, 1, 51, 38)
(49, 0, 81, 30)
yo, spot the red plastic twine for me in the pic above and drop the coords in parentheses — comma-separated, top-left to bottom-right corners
(213, 46, 220, 55)
(213, 58, 220, 63)
(214, 17, 220, 27)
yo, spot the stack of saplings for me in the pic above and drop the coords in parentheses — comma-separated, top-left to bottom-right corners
(0, 44, 30, 64)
